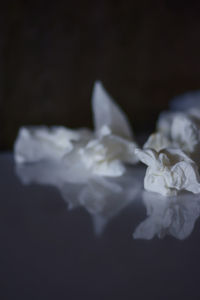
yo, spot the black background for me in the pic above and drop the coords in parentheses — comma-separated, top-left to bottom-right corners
(1, 0, 200, 149)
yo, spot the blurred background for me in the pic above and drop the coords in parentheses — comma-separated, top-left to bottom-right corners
(1, 0, 200, 150)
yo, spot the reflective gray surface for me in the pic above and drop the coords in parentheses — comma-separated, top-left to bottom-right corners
(1, 154, 200, 300)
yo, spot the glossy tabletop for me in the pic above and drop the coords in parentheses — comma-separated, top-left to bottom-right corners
(0, 154, 200, 300)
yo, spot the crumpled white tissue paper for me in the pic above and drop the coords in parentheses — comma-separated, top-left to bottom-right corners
(14, 126, 92, 163)
(145, 101, 200, 163)
(135, 148, 200, 196)
(14, 81, 138, 178)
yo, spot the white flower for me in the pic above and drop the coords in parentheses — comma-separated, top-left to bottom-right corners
(135, 147, 200, 196)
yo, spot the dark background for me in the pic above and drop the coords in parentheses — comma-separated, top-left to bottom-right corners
(1, 0, 200, 150)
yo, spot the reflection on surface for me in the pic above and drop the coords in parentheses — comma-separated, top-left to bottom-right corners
(16, 161, 142, 235)
(16, 159, 200, 240)
(133, 191, 200, 240)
